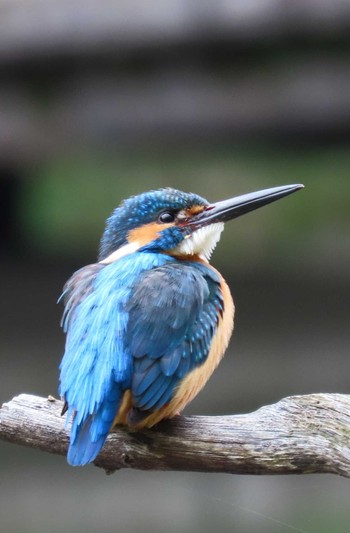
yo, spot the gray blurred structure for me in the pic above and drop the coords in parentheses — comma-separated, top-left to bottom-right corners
(1, 0, 350, 60)
(0, 0, 350, 162)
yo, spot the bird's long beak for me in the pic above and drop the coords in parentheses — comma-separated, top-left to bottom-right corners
(187, 184, 304, 228)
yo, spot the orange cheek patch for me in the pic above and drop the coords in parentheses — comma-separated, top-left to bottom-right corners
(186, 205, 206, 217)
(128, 222, 173, 246)
(187, 205, 205, 216)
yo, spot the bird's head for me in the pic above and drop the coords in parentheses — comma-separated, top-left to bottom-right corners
(99, 185, 303, 264)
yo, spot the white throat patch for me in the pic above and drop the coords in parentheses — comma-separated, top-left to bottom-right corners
(99, 241, 140, 264)
(172, 222, 224, 261)
(99, 222, 224, 265)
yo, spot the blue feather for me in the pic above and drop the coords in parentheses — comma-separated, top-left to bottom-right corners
(159, 347, 182, 376)
(153, 379, 177, 409)
(126, 260, 222, 412)
(132, 361, 161, 396)
(140, 374, 174, 410)
(176, 354, 191, 379)
(67, 383, 122, 466)
(126, 263, 208, 358)
(60, 252, 172, 465)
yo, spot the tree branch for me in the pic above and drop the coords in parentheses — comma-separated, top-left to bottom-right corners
(1, 393, 350, 476)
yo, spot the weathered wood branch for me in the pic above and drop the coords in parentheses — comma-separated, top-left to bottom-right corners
(1, 393, 350, 476)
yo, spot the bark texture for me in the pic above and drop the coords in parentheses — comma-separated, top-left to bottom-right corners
(1, 393, 350, 476)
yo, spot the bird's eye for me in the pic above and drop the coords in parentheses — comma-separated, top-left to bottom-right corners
(158, 211, 176, 224)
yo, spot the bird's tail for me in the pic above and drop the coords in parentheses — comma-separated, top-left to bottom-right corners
(67, 386, 122, 466)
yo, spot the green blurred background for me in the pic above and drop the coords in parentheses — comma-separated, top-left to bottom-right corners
(1, 1, 350, 532)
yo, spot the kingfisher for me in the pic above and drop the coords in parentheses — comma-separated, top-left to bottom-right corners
(59, 184, 303, 466)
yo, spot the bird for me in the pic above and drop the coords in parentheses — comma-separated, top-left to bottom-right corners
(59, 184, 303, 466)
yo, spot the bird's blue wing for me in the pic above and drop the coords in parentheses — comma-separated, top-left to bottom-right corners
(59, 253, 173, 465)
(60, 263, 105, 331)
(59, 262, 132, 465)
(125, 261, 223, 422)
